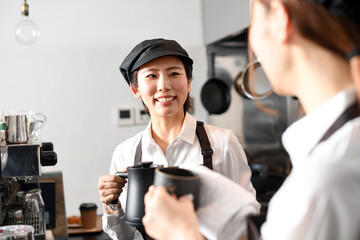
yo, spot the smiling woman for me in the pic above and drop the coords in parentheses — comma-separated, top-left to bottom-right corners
(131, 56, 191, 121)
(97, 38, 259, 240)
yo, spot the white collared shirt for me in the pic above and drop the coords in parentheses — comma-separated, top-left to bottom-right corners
(261, 87, 360, 240)
(103, 113, 255, 240)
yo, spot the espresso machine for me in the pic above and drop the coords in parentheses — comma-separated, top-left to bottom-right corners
(0, 113, 57, 240)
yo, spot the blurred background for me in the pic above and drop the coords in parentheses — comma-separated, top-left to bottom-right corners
(0, 0, 253, 217)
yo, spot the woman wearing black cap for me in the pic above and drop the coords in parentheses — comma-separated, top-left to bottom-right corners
(142, 0, 360, 240)
(98, 38, 258, 239)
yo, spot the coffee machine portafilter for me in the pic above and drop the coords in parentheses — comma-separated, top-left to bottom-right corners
(0, 141, 57, 240)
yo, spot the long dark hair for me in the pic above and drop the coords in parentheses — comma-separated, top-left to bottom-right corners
(250, 0, 360, 110)
(130, 56, 193, 116)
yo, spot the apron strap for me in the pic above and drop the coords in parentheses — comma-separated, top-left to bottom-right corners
(196, 121, 213, 170)
(309, 101, 360, 155)
(134, 121, 214, 170)
(247, 101, 360, 240)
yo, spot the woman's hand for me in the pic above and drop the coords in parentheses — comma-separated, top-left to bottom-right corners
(98, 171, 127, 209)
(143, 186, 204, 240)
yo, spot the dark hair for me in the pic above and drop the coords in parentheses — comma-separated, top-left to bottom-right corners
(249, 0, 360, 112)
(271, 0, 359, 57)
(130, 56, 193, 116)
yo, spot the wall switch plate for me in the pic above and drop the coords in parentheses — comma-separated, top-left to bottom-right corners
(116, 107, 134, 126)
(134, 106, 151, 125)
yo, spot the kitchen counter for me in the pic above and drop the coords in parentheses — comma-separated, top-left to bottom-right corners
(54, 215, 110, 240)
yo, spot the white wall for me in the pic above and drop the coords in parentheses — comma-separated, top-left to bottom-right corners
(202, 0, 250, 44)
(0, 0, 209, 216)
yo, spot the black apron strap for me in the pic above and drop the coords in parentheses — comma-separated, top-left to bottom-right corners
(247, 101, 360, 240)
(134, 121, 214, 170)
(196, 121, 213, 170)
(309, 101, 360, 155)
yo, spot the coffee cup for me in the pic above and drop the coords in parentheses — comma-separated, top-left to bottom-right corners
(153, 167, 200, 209)
(79, 203, 97, 229)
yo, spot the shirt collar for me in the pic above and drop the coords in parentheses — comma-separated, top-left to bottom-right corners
(178, 113, 197, 144)
(141, 113, 197, 150)
(282, 87, 357, 165)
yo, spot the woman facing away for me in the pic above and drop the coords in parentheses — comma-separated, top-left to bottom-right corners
(97, 39, 259, 240)
(142, 0, 360, 240)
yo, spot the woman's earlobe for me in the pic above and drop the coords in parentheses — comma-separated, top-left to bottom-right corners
(130, 84, 141, 98)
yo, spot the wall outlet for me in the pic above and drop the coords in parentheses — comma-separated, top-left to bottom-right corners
(134, 106, 151, 125)
(116, 107, 134, 126)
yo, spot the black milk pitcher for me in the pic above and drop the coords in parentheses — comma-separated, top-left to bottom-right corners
(111, 161, 162, 227)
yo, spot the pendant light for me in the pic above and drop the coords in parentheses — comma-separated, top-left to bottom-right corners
(14, 0, 40, 45)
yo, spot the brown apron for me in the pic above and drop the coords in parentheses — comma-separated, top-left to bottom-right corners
(247, 101, 360, 240)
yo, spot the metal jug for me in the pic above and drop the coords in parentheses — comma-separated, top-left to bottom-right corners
(5, 115, 28, 144)
(111, 161, 162, 227)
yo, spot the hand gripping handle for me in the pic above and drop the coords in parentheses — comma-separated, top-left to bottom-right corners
(109, 172, 128, 205)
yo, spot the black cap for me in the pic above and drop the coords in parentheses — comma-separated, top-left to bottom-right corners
(119, 38, 193, 85)
(79, 203, 97, 211)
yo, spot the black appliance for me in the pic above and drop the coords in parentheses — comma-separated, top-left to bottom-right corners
(0, 142, 57, 240)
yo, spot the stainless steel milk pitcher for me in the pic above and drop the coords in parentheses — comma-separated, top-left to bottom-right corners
(5, 115, 29, 144)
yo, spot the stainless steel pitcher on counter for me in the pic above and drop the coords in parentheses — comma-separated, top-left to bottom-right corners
(4, 111, 47, 144)
(5, 115, 29, 144)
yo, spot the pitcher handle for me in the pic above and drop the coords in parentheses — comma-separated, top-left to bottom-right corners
(110, 172, 128, 205)
(34, 113, 47, 131)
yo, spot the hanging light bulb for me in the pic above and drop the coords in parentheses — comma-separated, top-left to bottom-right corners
(14, 0, 40, 45)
